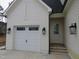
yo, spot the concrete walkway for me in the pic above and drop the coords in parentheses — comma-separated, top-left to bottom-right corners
(0, 50, 71, 59)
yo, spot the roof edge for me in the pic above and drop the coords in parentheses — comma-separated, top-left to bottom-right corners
(3, 0, 16, 15)
(38, 0, 52, 12)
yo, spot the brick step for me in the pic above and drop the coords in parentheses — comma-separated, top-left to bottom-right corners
(50, 47, 67, 50)
(50, 46, 67, 53)
(50, 49, 68, 53)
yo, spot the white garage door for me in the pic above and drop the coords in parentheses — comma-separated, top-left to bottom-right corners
(14, 26, 40, 52)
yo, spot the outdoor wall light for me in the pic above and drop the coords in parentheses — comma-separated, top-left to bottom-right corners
(7, 28, 11, 34)
(69, 23, 77, 34)
(42, 27, 46, 35)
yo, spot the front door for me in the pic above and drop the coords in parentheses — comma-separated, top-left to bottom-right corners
(50, 18, 64, 44)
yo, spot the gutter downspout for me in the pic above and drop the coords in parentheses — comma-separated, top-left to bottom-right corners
(48, 9, 53, 54)
(49, 10, 53, 16)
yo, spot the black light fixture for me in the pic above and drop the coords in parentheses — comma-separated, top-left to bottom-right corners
(69, 23, 77, 34)
(7, 28, 11, 34)
(42, 27, 46, 35)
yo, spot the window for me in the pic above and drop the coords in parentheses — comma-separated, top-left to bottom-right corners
(17, 27, 25, 31)
(29, 27, 39, 31)
(54, 24, 59, 34)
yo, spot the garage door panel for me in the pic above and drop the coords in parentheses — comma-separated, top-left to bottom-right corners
(14, 26, 40, 52)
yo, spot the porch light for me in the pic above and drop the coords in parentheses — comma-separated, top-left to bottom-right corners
(69, 23, 77, 34)
(7, 28, 11, 34)
(42, 27, 46, 35)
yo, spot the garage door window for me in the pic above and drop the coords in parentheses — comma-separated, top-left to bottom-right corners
(17, 27, 25, 31)
(29, 27, 39, 31)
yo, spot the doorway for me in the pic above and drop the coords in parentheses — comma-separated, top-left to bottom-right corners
(49, 17, 66, 53)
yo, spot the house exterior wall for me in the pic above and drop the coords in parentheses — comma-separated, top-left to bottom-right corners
(6, 0, 49, 54)
(65, 0, 79, 59)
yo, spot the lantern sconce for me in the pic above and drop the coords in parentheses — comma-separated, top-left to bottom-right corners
(42, 27, 46, 35)
(7, 28, 11, 34)
(69, 23, 77, 34)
